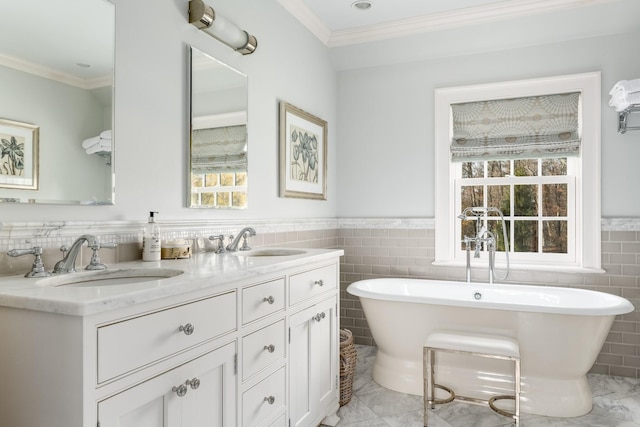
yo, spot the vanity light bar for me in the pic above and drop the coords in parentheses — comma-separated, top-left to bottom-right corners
(188, 0, 258, 55)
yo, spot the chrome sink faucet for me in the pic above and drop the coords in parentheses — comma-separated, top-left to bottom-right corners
(53, 234, 116, 274)
(226, 227, 256, 252)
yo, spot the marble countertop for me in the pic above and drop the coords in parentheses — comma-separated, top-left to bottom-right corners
(0, 248, 343, 316)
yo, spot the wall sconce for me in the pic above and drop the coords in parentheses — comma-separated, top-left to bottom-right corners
(188, 0, 258, 55)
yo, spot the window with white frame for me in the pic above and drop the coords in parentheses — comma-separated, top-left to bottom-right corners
(433, 73, 602, 272)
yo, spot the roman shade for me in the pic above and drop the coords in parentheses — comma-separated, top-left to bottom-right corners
(450, 92, 580, 162)
(191, 125, 247, 174)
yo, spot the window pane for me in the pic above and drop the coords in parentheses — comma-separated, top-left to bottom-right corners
(220, 173, 234, 186)
(487, 185, 510, 216)
(236, 172, 247, 186)
(201, 193, 214, 205)
(487, 160, 510, 177)
(462, 162, 484, 179)
(514, 185, 538, 216)
(514, 159, 538, 176)
(192, 175, 203, 187)
(542, 184, 567, 216)
(205, 174, 218, 186)
(514, 221, 538, 252)
(488, 220, 510, 252)
(232, 192, 247, 207)
(542, 158, 567, 176)
(543, 221, 568, 253)
(461, 186, 483, 210)
(190, 193, 199, 205)
(216, 192, 230, 206)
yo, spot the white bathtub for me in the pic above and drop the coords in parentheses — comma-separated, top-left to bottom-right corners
(347, 278, 635, 417)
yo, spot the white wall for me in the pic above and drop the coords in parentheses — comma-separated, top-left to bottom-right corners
(336, 31, 640, 218)
(1, 0, 338, 222)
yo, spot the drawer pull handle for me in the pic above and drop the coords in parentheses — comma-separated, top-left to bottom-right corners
(263, 296, 275, 304)
(264, 344, 276, 353)
(312, 312, 326, 322)
(314, 279, 324, 287)
(188, 377, 201, 390)
(172, 384, 188, 397)
(264, 396, 275, 405)
(179, 323, 195, 335)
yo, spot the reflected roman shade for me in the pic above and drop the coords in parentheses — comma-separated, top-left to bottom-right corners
(450, 92, 580, 162)
(191, 125, 247, 174)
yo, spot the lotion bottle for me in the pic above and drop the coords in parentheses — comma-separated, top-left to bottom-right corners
(142, 211, 161, 261)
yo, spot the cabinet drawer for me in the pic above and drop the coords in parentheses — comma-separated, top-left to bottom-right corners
(97, 291, 237, 383)
(242, 278, 285, 324)
(242, 367, 285, 427)
(242, 320, 285, 381)
(289, 263, 337, 306)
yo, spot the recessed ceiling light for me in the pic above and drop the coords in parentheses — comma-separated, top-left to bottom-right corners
(351, 1, 373, 11)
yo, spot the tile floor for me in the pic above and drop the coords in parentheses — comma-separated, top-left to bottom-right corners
(333, 345, 640, 427)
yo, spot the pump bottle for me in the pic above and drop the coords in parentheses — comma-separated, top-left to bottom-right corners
(142, 211, 161, 261)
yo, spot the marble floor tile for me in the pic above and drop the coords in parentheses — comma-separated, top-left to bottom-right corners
(331, 345, 640, 427)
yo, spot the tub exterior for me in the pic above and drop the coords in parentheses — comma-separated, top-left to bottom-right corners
(347, 278, 634, 417)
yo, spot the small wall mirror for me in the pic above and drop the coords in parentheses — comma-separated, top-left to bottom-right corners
(189, 47, 248, 209)
(0, 0, 115, 205)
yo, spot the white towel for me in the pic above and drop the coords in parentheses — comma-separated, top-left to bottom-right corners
(81, 136, 100, 149)
(100, 130, 112, 139)
(86, 141, 112, 155)
(609, 79, 640, 96)
(609, 92, 640, 112)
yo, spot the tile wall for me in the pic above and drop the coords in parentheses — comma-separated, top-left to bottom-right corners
(338, 223, 640, 379)
(1, 218, 638, 378)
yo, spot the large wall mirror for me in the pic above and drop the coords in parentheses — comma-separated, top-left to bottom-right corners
(189, 47, 248, 209)
(0, 0, 115, 205)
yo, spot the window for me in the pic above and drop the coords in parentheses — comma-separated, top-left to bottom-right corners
(434, 73, 602, 272)
(190, 171, 248, 208)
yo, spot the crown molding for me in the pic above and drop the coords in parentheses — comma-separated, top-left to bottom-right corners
(278, 0, 621, 48)
(0, 53, 112, 90)
(276, 0, 332, 45)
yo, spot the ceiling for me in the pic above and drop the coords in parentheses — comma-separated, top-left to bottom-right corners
(277, 0, 630, 47)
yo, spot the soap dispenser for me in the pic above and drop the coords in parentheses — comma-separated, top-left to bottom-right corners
(142, 211, 161, 261)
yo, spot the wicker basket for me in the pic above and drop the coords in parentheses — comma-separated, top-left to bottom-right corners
(339, 329, 357, 406)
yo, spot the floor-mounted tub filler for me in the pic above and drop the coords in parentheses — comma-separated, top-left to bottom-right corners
(346, 278, 634, 417)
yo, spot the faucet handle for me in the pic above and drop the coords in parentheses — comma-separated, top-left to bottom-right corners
(7, 247, 52, 278)
(208, 235, 226, 254)
(85, 242, 117, 271)
(239, 233, 252, 251)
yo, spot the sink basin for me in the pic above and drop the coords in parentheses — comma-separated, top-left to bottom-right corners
(37, 268, 184, 288)
(234, 249, 307, 257)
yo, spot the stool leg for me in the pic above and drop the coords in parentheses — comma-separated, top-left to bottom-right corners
(429, 349, 436, 410)
(423, 346, 429, 427)
(514, 358, 521, 426)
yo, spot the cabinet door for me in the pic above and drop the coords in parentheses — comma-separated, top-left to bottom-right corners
(98, 342, 236, 427)
(288, 297, 337, 427)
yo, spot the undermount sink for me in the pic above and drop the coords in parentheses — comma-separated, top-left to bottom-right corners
(37, 268, 184, 288)
(234, 249, 307, 257)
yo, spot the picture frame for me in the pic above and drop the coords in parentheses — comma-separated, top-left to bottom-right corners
(279, 101, 327, 200)
(0, 119, 39, 190)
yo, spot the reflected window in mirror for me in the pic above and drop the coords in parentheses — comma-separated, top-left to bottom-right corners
(189, 47, 248, 209)
(0, 0, 115, 205)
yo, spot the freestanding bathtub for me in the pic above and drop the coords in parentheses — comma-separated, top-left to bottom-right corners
(347, 278, 635, 417)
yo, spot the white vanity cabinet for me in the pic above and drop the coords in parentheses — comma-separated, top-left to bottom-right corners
(98, 341, 237, 427)
(0, 250, 342, 427)
(288, 264, 340, 427)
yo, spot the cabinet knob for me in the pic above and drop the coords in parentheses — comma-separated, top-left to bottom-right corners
(314, 279, 324, 287)
(264, 396, 275, 405)
(263, 296, 275, 304)
(312, 312, 326, 322)
(172, 384, 188, 397)
(264, 344, 276, 353)
(179, 323, 195, 335)
(188, 377, 201, 390)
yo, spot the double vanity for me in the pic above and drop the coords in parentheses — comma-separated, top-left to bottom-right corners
(0, 247, 343, 427)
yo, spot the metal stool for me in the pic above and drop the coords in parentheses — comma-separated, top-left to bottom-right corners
(423, 330, 521, 426)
